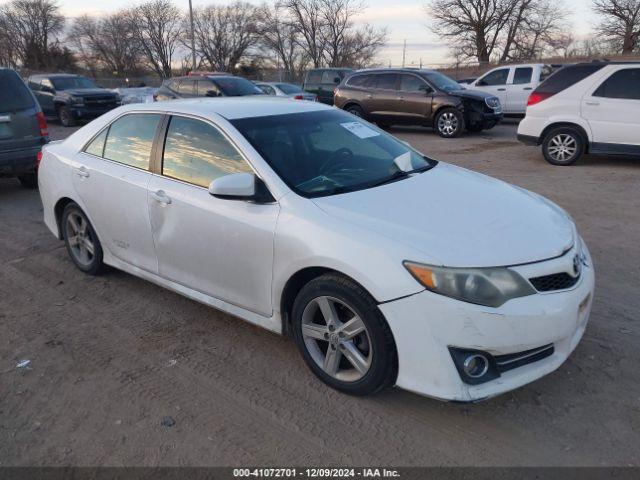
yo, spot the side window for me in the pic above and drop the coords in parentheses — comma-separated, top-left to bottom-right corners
(320, 70, 341, 84)
(178, 80, 195, 95)
(346, 75, 367, 87)
(162, 116, 252, 188)
(374, 74, 398, 90)
(28, 79, 41, 91)
(399, 74, 429, 92)
(540, 65, 554, 81)
(593, 69, 640, 100)
(478, 69, 509, 86)
(196, 79, 216, 96)
(102, 114, 161, 169)
(41, 78, 54, 91)
(513, 67, 533, 85)
(258, 85, 276, 95)
(306, 71, 322, 84)
(84, 128, 108, 157)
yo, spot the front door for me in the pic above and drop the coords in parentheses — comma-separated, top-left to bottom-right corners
(147, 114, 279, 316)
(71, 112, 162, 273)
(473, 68, 510, 110)
(581, 67, 640, 149)
(391, 74, 433, 125)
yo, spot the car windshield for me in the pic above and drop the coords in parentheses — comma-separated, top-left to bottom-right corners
(212, 77, 264, 96)
(277, 83, 303, 94)
(51, 76, 97, 90)
(231, 109, 437, 198)
(423, 72, 461, 92)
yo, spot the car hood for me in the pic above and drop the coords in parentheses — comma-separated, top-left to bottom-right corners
(311, 163, 574, 267)
(62, 88, 115, 97)
(448, 89, 494, 101)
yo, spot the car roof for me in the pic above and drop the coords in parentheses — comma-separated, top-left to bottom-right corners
(30, 73, 80, 79)
(120, 97, 332, 120)
(352, 68, 438, 75)
(172, 75, 237, 81)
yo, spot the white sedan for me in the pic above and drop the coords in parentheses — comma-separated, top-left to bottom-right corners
(38, 98, 594, 402)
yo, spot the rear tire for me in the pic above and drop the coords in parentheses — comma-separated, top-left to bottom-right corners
(435, 108, 465, 138)
(292, 273, 398, 396)
(18, 173, 38, 189)
(57, 106, 77, 127)
(61, 203, 105, 275)
(541, 127, 584, 166)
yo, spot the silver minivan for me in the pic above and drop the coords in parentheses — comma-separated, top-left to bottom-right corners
(0, 68, 49, 187)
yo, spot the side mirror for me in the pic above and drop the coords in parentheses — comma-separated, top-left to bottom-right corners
(205, 90, 220, 97)
(209, 173, 273, 203)
(334, 77, 341, 84)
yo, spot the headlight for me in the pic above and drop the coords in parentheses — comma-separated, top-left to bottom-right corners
(404, 261, 536, 307)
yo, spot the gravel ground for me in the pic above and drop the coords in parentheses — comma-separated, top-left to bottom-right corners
(1, 119, 639, 467)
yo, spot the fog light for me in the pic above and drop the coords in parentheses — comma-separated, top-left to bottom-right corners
(463, 354, 489, 378)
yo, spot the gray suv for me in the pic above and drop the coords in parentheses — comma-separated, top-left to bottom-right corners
(0, 68, 48, 188)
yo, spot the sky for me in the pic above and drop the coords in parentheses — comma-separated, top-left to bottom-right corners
(7, 0, 599, 66)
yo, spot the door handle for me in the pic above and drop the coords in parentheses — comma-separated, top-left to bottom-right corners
(396, 96, 404, 100)
(73, 166, 90, 178)
(585, 101, 600, 106)
(523, 87, 533, 91)
(151, 190, 172, 205)
(366, 94, 373, 99)
(497, 88, 506, 91)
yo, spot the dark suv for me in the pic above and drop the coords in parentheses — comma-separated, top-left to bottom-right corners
(28, 74, 119, 127)
(154, 74, 264, 101)
(334, 69, 503, 137)
(302, 68, 354, 105)
(1, 68, 48, 188)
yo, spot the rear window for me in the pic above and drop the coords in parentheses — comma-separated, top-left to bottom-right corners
(212, 77, 263, 96)
(535, 64, 604, 95)
(277, 83, 303, 94)
(0, 70, 35, 112)
(305, 71, 322, 84)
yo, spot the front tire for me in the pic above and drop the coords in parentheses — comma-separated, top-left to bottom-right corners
(57, 106, 77, 127)
(542, 127, 584, 166)
(62, 203, 104, 275)
(292, 273, 398, 396)
(435, 108, 465, 138)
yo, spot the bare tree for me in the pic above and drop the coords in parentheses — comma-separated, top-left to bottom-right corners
(129, 0, 182, 78)
(426, 0, 518, 64)
(593, 0, 640, 54)
(260, 2, 309, 81)
(70, 13, 142, 76)
(0, 0, 64, 69)
(283, 0, 386, 68)
(509, 0, 568, 60)
(189, 2, 261, 73)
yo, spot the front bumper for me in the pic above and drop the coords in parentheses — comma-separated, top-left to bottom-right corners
(380, 243, 595, 402)
(467, 110, 503, 130)
(69, 104, 117, 120)
(517, 133, 539, 146)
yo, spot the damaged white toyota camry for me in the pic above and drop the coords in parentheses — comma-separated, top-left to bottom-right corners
(38, 98, 594, 402)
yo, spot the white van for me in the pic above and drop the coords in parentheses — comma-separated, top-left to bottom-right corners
(467, 64, 554, 115)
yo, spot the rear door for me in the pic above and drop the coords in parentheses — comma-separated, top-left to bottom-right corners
(505, 66, 534, 114)
(0, 70, 42, 161)
(71, 112, 162, 273)
(581, 66, 640, 149)
(367, 73, 399, 122)
(473, 68, 510, 108)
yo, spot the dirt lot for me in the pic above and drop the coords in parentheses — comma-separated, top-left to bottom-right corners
(1, 120, 639, 467)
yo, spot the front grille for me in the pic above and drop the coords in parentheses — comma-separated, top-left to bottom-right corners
(495, 344, 554, 373)
(529, 272, 579, 292)
(85, 96, 117, 108)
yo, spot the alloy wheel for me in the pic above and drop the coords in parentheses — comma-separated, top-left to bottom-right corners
(437, 112, 458, 136)
(547, 134, 577, 162)
(65, 211, 96, 267)
(301, 295, 372, 382)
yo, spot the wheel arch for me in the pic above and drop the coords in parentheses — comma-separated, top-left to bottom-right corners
(431, 102, 462, 127)
(342, 101, 364, 113)
(279, 266, 375, 337)
(53, 197, 77, 239)
(540, 122, 590, 152)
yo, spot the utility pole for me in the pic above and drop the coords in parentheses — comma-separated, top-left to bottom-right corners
(402, 39, 407, 68)
(188, 0, 197, 72)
